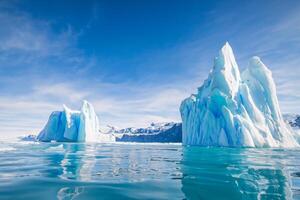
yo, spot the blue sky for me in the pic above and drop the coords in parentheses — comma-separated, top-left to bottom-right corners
(1, 0, 300, 137)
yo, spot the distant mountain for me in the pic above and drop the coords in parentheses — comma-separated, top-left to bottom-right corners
(115, 122, 182, 143)
(283, 114, 300, 129)
(19, 134, 37, 142)
(283, 114, 300, 144)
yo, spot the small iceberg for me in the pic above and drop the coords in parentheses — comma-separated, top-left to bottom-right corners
(37, 100, 114, 142)
(180, 42, 299, 147)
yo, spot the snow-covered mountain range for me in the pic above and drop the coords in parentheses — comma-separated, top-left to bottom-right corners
(112, 122, 177, 134)
(283, 114, 300, 129)
(114, 122, 182, 143)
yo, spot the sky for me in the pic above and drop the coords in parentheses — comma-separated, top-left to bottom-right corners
(0, 0, 300, 137)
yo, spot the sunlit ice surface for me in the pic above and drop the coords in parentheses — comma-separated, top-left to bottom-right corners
(0, 140, 299, 199)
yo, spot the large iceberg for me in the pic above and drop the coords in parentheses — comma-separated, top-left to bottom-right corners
(180, 42, 299, 147)
(37, 100, 101, 142)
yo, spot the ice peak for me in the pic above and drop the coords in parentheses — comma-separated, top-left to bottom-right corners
(62, 104, 68, 110)
(218, 42, 234, 59)
(82, 100, 89, 107)
(214, 42, 239, 72)
(250, 56, 261, 63)
(221, 41, 232, 54)
(248, 56, 269, 71)
(81, 100, 92, 111)
(62, 104, 75, 114)
(249, 56, 262, 67)
(211, 42, 241, 96)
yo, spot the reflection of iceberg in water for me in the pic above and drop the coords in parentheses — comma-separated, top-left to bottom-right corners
(60, 143, 96, 181)
(181, 147, 294, 199)
(57, 187, 84, 200)
(42, 143, 97, 199)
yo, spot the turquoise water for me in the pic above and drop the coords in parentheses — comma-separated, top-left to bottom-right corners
(0, 141, 299, 200)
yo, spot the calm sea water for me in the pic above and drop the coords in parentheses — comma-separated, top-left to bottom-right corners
(0, 141, 299, 200)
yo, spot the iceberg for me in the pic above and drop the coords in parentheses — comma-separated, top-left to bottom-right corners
(180, 42, 299, 147)
(37, 100, 101, 142)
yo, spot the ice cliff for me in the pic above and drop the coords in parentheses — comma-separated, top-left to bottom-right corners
(180, 42, 299, 147)
(37, 100, 107, 142)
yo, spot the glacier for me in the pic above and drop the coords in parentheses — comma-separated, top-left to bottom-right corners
(37, 100, 108, 142)
(180, 42, 299, 147)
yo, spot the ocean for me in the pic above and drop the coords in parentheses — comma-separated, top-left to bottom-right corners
(0, 141, 299, 199)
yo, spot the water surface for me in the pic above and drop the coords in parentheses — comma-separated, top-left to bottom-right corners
(0, 141, 299, 199)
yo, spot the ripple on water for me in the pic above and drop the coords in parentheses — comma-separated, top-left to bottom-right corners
(0, 141, 299, 199)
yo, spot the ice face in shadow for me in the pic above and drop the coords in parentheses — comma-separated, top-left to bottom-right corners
(37, 100, 100, 142)
(180, 43, 299, 147)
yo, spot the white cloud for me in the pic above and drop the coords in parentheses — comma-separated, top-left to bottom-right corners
(33, 83, 90, 103)
(0, 12, 74, 55)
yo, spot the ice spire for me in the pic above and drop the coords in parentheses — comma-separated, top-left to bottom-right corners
(211, 42, 241, 97)
(78, 100, 99, 142)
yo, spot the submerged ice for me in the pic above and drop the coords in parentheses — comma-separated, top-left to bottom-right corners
(180, 43, 299, 147)
(37, 100, 101, 142)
